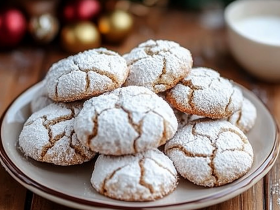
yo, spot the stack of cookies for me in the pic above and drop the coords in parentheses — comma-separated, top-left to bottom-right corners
(18, 39, 256, 202)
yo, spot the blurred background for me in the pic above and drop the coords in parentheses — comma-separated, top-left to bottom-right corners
(0, 0, 235, 53)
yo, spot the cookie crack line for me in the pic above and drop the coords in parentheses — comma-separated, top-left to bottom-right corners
(24, 119, 36, 126)
(146, 157, 177, 177)
(225, 89, 235, 114)
(208, 77, 219, 89)
(150, 110, 170, 145)
(166, 145, 210, 158)
(139, 158, 154, 194)
(116, 90, 157, 151)
(173, 51, 191, 63)
(41, 131, 66, 160)
(219, 127, 249, 144)
(218, 128, 253, 158)
(87, 105, 139, 149)
(178, 80, 204, 112)
(191, 122, 213, 141)
(227, 109, 243, 128)
(127, 44, 179, 71)
(236, 110, 243, 127)
(69, 131, 89, 160)
(201, 132, 220, 187)
(119, 102, 144, 153)
(180, 77, 210, 91)
(40, 109, 75, 159)
(188, 89, 196, 111)
(141, 42, 176, 56)
(53, 71, 74, 99)
(54, 62, 120, 99)
(192, 124, 249, 146)
(87, 108, 98, 147)
(85, 73, 91, 93)
(86, 89, 154, 151)
(101, 166, 124, 194)
(123, 108, 141, 153)
(210, 127, 252, 185)
(96, 50, 116, 56)
(209, 146, 219, 186)
(152, 57, 169, 91)
(87, 68, 119, 86)
(219, 148, 252, 156)
(127, 56, 149, 67)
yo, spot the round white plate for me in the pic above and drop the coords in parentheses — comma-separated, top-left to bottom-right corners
(0, 81, 279, 210)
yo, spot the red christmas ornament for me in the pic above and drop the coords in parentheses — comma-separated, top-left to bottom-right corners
(0, 8, 27, 48)
(62, 0, 101, 23)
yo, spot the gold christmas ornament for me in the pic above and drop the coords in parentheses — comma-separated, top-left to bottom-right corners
(29, 13, 59, 43)
(60, 21, 101, 53)
(98, 10, 133, 43)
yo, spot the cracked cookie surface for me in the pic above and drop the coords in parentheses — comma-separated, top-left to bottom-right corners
(165, 67, 243, 119)
(74, 86, 178, 155)
(174, 96, 257, 133)
(19, 102, 96, 166)
(164, 119, 254, 187)
(45, 48, 129, 102)
(91, 149, 178, 201)
(123, 39, 193, 93)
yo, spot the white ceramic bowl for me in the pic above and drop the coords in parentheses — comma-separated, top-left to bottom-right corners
(224, 0, 280, 82)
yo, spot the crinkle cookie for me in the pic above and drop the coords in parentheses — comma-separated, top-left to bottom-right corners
(164, 119, 254, 187)
(227, 97, 257, 133)
(123, 39, 193, 93)
(30, 82, 53, 113)
(45, 48, 129, 102)
(74, 86, 178, 155)
(165, 67, 243, 119)
(19, 102, 95, 166)
(174, 97, 257, 132)
(91, 149, 178, 201)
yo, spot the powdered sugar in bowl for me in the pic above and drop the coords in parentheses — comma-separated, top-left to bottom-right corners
(225, 0, 280, 82)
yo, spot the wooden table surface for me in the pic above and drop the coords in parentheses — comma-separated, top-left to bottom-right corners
(1, 5, 280, 210)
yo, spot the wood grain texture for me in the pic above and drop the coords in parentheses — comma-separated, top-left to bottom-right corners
(0, 48, 44, 210)
(30, 194, 75, 210)
(0, 6, 279, 210)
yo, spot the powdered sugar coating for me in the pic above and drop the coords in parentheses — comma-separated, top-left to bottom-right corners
(45, 48, 129, 102)
(19, 102, 95, 166)
(164, 119, 254, 187)
(173, 97, 257, 132)
(91, 149, 178, 201)
(166, 67, 243, 119)
(123, 39, 193, 93)
(74, 86, 178, 155)
(30, 81, 53, 113)
(228, 97, 257, 133)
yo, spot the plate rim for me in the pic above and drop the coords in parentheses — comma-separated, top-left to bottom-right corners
(0, 81, 279, 209)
